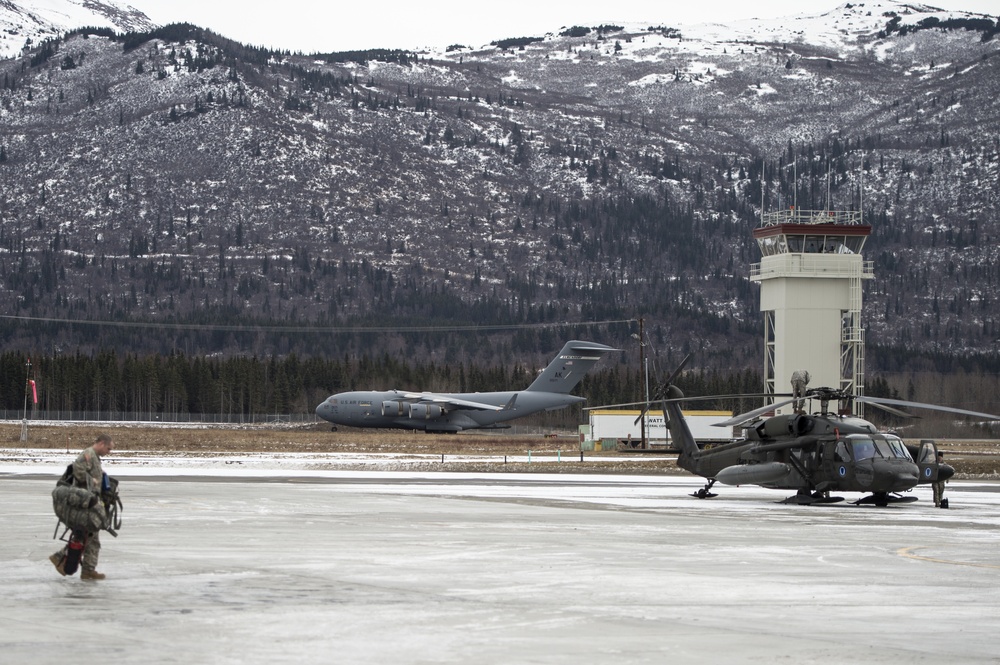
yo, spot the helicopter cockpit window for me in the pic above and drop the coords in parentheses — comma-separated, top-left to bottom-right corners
(873, 439, 905, 459)
(835, 441, 850, 462)
(884, 436, 913, 460)
(850, 437, 877, 461)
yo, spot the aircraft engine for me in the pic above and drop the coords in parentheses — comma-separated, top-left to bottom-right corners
(409, 403, 443, 420)
(382, 401, 407, 417)
(758, 414, 813, 438)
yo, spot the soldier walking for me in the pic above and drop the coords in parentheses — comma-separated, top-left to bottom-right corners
(49, 433, 114, 580)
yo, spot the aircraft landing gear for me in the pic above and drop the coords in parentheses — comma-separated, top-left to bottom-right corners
(692, 479, 718, 499)
(780, 490, 845, 505)
(853, 492, 918, 507)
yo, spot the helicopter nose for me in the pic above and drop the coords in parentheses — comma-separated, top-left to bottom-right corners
(886, 465, 919, 492)
(873, 460, 919, 492)
(891, 470, 919, 492)
(938, 464, 955, 482)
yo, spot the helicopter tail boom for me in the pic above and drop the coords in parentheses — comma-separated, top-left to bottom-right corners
(663, 385, 700, 463)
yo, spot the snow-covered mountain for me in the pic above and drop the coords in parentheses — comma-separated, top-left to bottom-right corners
(680, 1, 994, 52)
(0, 0, 153, 59)
(0, 1, 998, 372)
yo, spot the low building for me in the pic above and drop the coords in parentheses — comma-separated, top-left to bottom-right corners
(584, 409, 736, 450)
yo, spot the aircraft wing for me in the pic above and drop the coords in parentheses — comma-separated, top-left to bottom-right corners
(398, 392, 506, 411)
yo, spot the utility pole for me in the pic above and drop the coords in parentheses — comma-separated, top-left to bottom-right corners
(637, 318, 647, 450)
(20, 357, 31, 442)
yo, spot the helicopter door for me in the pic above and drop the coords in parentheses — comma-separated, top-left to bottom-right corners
(915, 439, 939, 483)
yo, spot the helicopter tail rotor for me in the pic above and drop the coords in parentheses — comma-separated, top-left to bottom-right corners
(634, 353, 691, 426)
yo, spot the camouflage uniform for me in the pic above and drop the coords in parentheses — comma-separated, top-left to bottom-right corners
(933, 452, 947, 507)
(52, 446, 105, 573)
(791, 370, 811, 413)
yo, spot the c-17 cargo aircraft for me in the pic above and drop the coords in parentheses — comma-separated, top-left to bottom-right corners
(315, 340, 617, 432)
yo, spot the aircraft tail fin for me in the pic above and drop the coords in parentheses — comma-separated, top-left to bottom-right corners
(526, 340, 617, 394)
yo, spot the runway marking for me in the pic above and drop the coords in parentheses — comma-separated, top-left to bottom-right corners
(897, 546, 1000, 570)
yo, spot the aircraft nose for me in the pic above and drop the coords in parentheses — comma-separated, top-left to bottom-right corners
(873, 460, 919, 493)
(892, 471, 919, 492)
(938, 464, 955, 482)
(315, 400, 330, 419)
(885, 464, 919, 492)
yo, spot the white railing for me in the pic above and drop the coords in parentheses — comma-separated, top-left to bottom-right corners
(760, 209, 864, 227)
(750, 257, 874, 280)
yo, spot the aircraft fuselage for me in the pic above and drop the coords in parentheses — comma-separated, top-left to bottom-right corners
(315, 340, 616, 432)
(316, 389, 585, 431)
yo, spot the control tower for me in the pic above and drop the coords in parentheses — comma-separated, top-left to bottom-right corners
(750, 209, 874, 415)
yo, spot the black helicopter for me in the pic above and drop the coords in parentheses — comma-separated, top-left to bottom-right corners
(623, 358, 1000, 506)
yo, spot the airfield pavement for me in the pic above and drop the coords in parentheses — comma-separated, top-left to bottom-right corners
(2, 450, 1000, 665)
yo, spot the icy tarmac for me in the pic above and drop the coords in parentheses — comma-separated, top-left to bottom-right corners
(3, 453, 1000, 664)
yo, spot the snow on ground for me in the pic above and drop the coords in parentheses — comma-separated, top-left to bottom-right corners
(0, 446, 669, 476)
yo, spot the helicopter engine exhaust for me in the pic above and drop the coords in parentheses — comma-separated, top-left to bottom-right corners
(716, 462, 791, 486)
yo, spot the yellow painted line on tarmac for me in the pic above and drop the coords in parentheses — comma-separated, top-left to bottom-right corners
(897, 546, 1000, 570)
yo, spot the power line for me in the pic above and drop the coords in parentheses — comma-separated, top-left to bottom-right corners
(0, 314, 636, 335)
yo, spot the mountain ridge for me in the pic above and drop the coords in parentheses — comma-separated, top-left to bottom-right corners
(0, 0, 153, 58)
(0, 1, 998, 375)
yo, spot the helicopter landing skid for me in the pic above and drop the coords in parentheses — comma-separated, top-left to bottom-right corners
(780, 492, 845, 506)
(853, 493, 919, 507)
(691, 479, 718, 499)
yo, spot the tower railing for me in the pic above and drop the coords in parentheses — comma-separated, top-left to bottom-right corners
(750, 257, 874, 281)
(760, 209, 865, 227)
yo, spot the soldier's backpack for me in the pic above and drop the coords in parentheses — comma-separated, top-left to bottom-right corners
(51, 465, 123, 574)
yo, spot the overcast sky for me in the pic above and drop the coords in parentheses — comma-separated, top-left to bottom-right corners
(125, 0, 999, 53)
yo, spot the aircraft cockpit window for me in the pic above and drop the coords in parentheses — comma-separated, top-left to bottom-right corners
(873, 439, 899, 459)
(884, 436, 912, 460)
(835, 441, 850, 462)
(850, 437, 877, 461)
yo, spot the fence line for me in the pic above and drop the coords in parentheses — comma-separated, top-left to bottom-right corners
(0, 411, 574, 437)
(0, 410, 315, 425)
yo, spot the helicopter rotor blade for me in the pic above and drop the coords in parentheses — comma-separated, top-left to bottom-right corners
(857, 399, 918, 420)
(662, 353, 691, 388)
(584, 400, 654, 411)
(856, 396, 1000, 421)
(713, 397, 798, 427)
(633, 354, 692, 425)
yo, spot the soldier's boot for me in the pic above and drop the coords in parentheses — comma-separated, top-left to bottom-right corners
(81, 569, 105, 581)
(48, 553, 66, 576)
